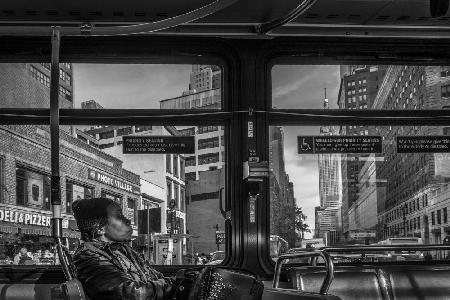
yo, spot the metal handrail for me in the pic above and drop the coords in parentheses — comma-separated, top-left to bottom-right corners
(288, 244, 450, 253)
(256, 0, 317, 34)
(273, 250, 334, 294)
(0, 0, 238, 36)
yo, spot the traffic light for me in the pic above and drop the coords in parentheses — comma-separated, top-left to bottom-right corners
(138, 207, 161, 234)
(443, 235, 450, 245)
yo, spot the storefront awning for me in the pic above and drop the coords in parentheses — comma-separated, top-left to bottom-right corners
(0, 224, 19, 234)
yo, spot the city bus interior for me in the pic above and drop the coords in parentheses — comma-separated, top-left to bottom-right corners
(1, 0, 450, 299)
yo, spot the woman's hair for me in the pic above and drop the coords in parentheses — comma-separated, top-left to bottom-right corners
(72, 198, 121, 241)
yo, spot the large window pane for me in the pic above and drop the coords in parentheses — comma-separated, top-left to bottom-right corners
(272, 65, 450, 110)
(67, 124, 226, 265)
(72, 64, 222, 109)
(270, 125, 450, 262)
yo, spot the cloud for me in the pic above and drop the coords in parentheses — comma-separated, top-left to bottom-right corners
(272, 75, 312, 100)
(73, 64, 191, 109)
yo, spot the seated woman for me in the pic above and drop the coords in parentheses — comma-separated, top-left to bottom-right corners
(72, 198, 175, 300)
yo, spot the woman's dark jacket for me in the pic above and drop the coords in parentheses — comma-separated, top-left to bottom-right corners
(73, 240, 174, 300)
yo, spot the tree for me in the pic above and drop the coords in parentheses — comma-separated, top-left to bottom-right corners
(294, 206, 310, 240)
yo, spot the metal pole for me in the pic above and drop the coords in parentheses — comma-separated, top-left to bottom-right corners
(147, 207, 150, 260)
(49, 27, 72, 281)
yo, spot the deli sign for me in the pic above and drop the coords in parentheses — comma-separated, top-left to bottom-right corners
(88, 169, 140, 194)
(0, 208, 51, 227)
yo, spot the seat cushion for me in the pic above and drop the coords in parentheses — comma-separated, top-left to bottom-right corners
(296, 272, 382, 300)
(390, 270, 450, 300)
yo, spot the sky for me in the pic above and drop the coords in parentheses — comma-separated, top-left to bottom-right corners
(73, 64, 193, 109)
(73, 63, 342, 237)
(272, 65, 341, 238)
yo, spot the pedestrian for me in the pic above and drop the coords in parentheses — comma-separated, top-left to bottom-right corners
(13, 247, 33, 265)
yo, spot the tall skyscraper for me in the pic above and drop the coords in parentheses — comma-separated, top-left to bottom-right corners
(316, 89, 342, 239)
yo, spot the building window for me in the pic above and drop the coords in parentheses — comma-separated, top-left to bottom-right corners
(179, 127, 195, 136)
(99, 130, 114, 140)
(180, 186, 186, 212)
(437, 209, 442, 225)
(185, 156, 196, 167)
(185, 172, 196, 181)
(432, 211, 435, 225)
(198, 137, 219, 150)
(198, 126, 218, 134)
(443, 207, 448, 223)
(180, 158, 185, 181)
(198, 153, 220, 165)
(66, 182, 93, 214)
(29, 65, 50, 87)
(116, 127, 133, 136)
(16, 167, 51, 210)
(167, 180, 172, 201)
(166, 155, 172, 174)
(441, 84, 450, 98)
(127, 198, 137, 225)
(174, 183, 180, 209)
(191, 191, 220, 202)
(59, 86, 72, 101)
(59, 68, 71, 84)
(173, 155, 179, 178)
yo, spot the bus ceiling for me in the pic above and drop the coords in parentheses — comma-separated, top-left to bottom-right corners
(1, 0, 450, 38)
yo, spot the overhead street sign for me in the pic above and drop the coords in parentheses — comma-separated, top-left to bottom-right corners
(349, 232, 376, 239)
(298, 136, 382, 154)
(123, 136, 195, 154)
(397, 136, 450, 153)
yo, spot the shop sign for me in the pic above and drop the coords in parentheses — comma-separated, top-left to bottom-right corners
(0, 208, 51, 227)
(88, 169, 140, 194)
(175, 210, 185, 219)
(123, 136, 195, 154)
(298, 136, 382, 154)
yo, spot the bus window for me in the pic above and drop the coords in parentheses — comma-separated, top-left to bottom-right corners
(270, 64, 450, 262)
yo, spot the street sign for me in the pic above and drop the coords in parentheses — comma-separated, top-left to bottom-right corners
(298, 136, 382, 154)
(123, 136, 195, 154)
(397, 136, 450, 153)
(216, 231, 225, 244)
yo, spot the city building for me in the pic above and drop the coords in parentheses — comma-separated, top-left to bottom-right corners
(316, 93, 342, 240)
(347, 154, 382, 237)
(0, 63, 73, 109)
(0, 124, 141, 257)
(160, 65, 224, 181)
(338, 65, 387, 238)
(269, 126, 296, 246)
(81, 99, 103, 109)
(373, 65, 450, 244)
(185, 168, 225, 255)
